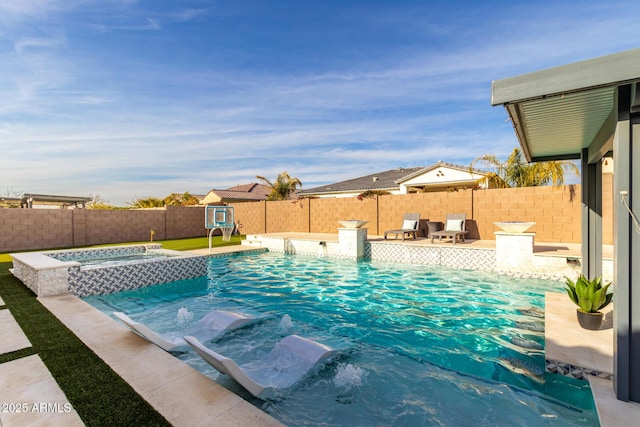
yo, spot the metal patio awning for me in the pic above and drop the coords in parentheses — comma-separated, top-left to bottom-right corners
(21, 194, 92, 208)
(491, 48, 640, 162)
(491, 47, 640, 403)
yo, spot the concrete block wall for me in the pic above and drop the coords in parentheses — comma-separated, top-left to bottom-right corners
(309, 197, 377, 234)
(230, 183, 614, 244)
(233, 201, 266, 234)
(1, 206, 208, 252)
(0, 180, 615, 253)
(72, 210, 88, 247)
(266, 199, 309, 233)
(166, 206, 207, 239)
(473, 185, 582, 242)
(0, 209, 73, 252)
(85, 209, 166, 245)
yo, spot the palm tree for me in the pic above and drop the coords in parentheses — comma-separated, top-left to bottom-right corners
(164, 192, 199, 206)
(471, 148, 579, 188)
(129, 196, 164, 208)
(256, 171, 302, 201)
(86, 194, 115, 209)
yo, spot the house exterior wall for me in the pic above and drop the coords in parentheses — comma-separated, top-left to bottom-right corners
(399, 167, 487, 193)
(201, 192, 222, 204)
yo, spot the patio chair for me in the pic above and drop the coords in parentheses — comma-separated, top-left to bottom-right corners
(184, 334, 335, 398)
(430, 213, 469, 245)
(384, 212, 421, 241)
(113, 310, 255, 352)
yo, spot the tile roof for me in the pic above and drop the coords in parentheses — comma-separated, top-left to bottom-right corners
(299, 162, 489, 196)
(208, 189, 269, 201)
(299, 167, 424, 195)
(205, 183, 272, 202)
(225, 183, 271, 197)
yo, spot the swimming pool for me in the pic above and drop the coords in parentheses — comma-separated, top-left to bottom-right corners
(85, 252, 598, 426)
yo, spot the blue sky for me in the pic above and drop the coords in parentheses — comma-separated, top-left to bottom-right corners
(1, 0, 639, 206)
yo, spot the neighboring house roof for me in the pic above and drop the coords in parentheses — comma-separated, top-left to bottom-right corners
(225, 183, 271, 196)
(299, 167, 424, 196)
(202, 183, 271, 203)
(299, 162, 489, 197)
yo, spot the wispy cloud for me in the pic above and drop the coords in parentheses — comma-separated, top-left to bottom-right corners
(173, 8, 211, 22)
(13, 36, 65, 55)
(0, 0, 67, 17)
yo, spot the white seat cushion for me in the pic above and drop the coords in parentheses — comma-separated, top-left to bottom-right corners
(445, 219, 464, 232)
(402, 220, 417, 230)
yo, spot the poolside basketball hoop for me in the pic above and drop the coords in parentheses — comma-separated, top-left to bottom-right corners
(206, 206, 235, 251)
(219, 225, 235, 241)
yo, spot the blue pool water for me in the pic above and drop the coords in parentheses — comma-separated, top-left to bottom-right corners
(85, 252, 599, 426)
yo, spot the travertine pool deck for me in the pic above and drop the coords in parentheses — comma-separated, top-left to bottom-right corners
(0, 304, 84, 426)
(545, 292, 640, 426)
(0, 355, 85, 427)
(546, 292, 614, 377)
(0, 309, 32, 355)
(2, 242, 637, 426)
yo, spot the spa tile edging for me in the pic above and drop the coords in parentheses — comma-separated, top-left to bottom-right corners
(47, 244, 162, 262)
(546, 359, 613, 381)
(68, 256, 208, 297)
(366, 242, 579, 281)
(68, 248, 269, 297)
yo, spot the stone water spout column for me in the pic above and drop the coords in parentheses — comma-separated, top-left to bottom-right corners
(337, 221, 368, 260)
(495, 231, 535, 271)
(494, 221, 536, 272)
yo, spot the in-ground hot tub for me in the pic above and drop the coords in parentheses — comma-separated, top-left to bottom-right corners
(10, 244, 211, 297)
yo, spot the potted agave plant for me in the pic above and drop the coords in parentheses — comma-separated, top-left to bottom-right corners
(565, 275, 613, 330)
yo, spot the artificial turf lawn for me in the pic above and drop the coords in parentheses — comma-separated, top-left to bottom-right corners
(0, 235, 244, 426)
(0, 263, 172, 426)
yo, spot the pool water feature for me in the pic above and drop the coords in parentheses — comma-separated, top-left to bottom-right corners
(85, 252, 599, 426)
